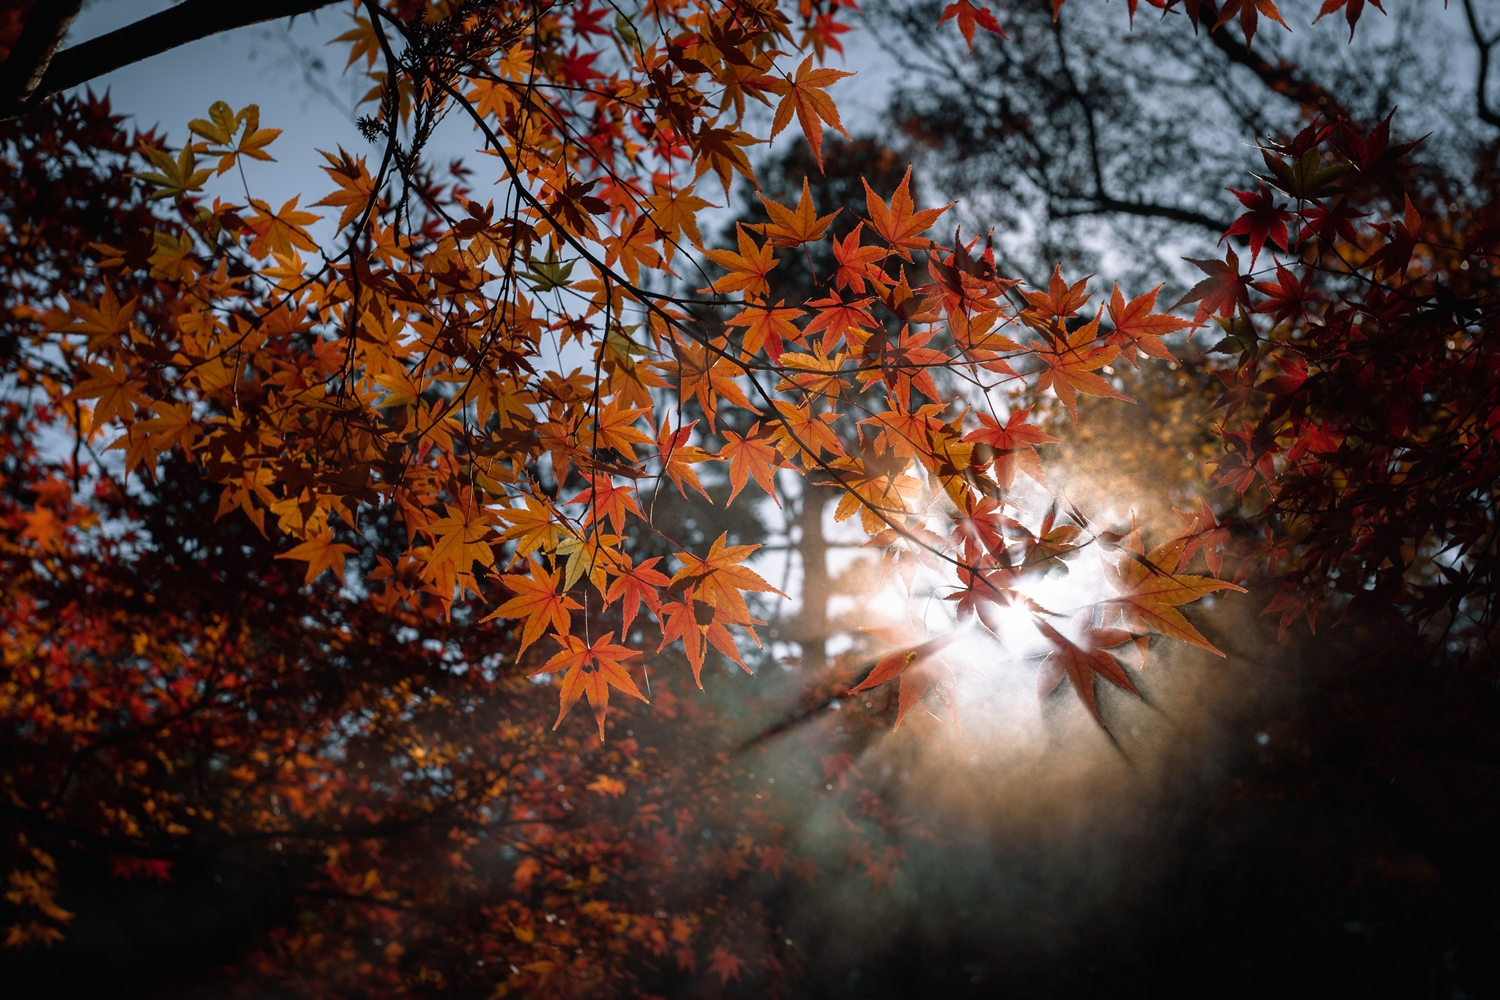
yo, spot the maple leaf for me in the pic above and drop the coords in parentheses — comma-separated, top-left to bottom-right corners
(1032, 313, 1131, 421)
(669, 533, 782, 627)
(830, 454, 922, 533)
(693, 127, 759, 194)
(313, 147, 377, 229)
(831, 224, 889, 293)
(535, 632, 647, 741)
(1178, 248, 1252, 323)
(580, 402, 653, 459)
(1320, 0, 1386, 36)
(1174, 498, 1234, 578)
(486, 563, 581, 654)
(496, 494, 564, 562)
(566, 475, 642, 534)
(1020, 264, 1091, 322)
(938, 0, 1008, 50)
(702, 225, 778, 300)
(188, 101, 282, 175)
(604, 557, 671, 632)
(656, 419, 715, 501)
(1105, 284, 1189, 365)
(243, 196, 320, 259)
(727, 300, 804, 363)
(720, 424, 782, 504)
(1035, 618, 1140, 726)
(964, 407, 1057, 489)
(20, 507, 65, 552)
(1252, 261, 1317, 325)
(587, 774, 627, 797)
(850, 617, 960, 729)
(769, 400, 844, 461)
(662, 335, 758, 426)
(708, 946, 746, 985)
(276, 528, 356, 585)
(1363, 194, 1423, 278)
(71, 358, 151, 426)
(421, 502, 496, 598)
(116, 402, 201, 476)
(1222, 184, 1293, 265)
(753, 177, 840, 248)
(804, 292, 877, 353)
(766, 55, 854, 172)
(132, 142, 211, 200)
(778, 343, 851, 399)
(657, 596, 759, 684)
(1103, 533, 1245, 655)
(645, 177, 714, 257)
(862, 166, 952, 257)
(60, 285, 136, 349)
(1212, 0, 1290, 47)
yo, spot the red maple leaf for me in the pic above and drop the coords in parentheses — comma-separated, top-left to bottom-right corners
(1222, 183, 1293, 265)
(938, 0, 1008, 50)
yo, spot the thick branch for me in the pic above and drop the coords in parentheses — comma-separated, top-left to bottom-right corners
(1207, 26, 1333, 113)
(1052, 195, 1230, 234)
(2, 0, 344, 119)
(0, 0, 83, 113)
(1462, 0, 1500, 129)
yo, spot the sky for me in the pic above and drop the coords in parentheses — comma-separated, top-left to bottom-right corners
(62, 0, 901, 216)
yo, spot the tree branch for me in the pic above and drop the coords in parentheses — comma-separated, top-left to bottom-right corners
(1461, 0, 1500, 129)
(1207, 25, 1334, 113)
(1052, 195, 1231, 235)
(2, 0, 344, 120)
(0, 0, 83, 113)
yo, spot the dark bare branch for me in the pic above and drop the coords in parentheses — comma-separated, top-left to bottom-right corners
(0, 0, 83, 113)
(1207, 25, 1335, 113)
(2, 0, 344, 120)
(1461, 0, 1500, 128)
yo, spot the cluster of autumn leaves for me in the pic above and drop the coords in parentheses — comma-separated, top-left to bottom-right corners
(7, 0, 1479, 992)
(30, 0, 1277, 746)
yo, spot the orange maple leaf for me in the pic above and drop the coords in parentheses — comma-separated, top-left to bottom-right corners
(276, 528, 356, 585)
(496, 494, 563, 562)
(71, 358, 151, 426)
(646, 177, 714, 254)
(656, 419, 715, 501)
(726, 300, 804, 362)
(752, 177, 840, 247)
(1105, 283, 1189, 365)
(1103, 533, 1246, 655)
(1032, 313, 1131, 421)
(669, 532, 782, 627)
(566, 474, 642, 533)
(244, 196, 320, 259)
(604, 556, 671, 632)
(766, 55, 854, 171)
(862, 166, 952, 257)
(312, 147, 377, 230)
(421, 502, 496, 598)
(702, 225, 778, 300)
(1019, 263, 1091, 322)
(803, 292, 877, 353)
(831, 223, 888, 293)
(535, 632, 647, 741)
(719, 424, 781, 504)
(486, 563, 581, 654)
(963, 407, 1057, 489)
